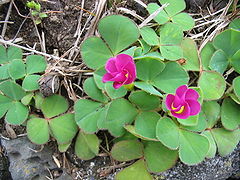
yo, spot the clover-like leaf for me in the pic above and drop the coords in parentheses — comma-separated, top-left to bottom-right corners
(134, 82, 163, 97)
(152, 62, 189, 93)
(49, 113, 78, 144)
(159, 0, 186, 17)
(0, 45, 8, 64)
(221, 98, 240, 130)
(146, 3, 169, 25)
(111, 140, 143, 162)
(0, 64, 10, 80)
(41, 94, 69, 118)
(140, 26, 159, 46)
(5, 101, 29, 125)
(172, 13, 194, 31)
(211, 128, 240, 156)
(75, 131, 100, 160)
(8, 59, 26, 80)
(22, 74, 41, 91)
(26, 55, 47, 74)
(202, 101, 220, 128)
(104, 82, 127, 99)
(21, 92, 34, 106)
(7, 46, 23, 62)
(213, 29, 240, 57)
(144, 141, 178, 172)
(0, 94, 12, 118)
(136, 59, 165, 81)
(81, 37, 113, 69)
(0, 80, 26, 100)
(181, 112, 207, 132)
(231, 49, 240, 73)
(198, 71, 226, 100)
(58, 142, 71, 153)
(27, 118, 49, 144)
(233, 76, 240, 99)
(98, 15, 139, 55)
(202, 130, 217, 158)
(229, 18, 240, 30)
(135, 111, 160, 140)
(74, 99, 102, 133)
(115, 159, 152, 180)
(209, 49, 228, 74)
(179, 129, 209, 165)
(200, 42, 215, 71)
(83, 77, 108, 103)
(129, 91, 160, 111)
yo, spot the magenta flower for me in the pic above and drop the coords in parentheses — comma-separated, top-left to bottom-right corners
(166, 85, 201, 119)
(102, 54, 136, 89)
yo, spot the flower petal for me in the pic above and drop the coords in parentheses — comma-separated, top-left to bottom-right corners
(106, 58, 118, 73)
(166, 94, 175, 110)
(110, 72, 127, 82)
(115, 54, 134, 71)
(102, 73, 113, 83)
(185, 89, 199, 101)
(113, 81, 124, 89)
(124, 62, 136, 84)
(186, 100, 201, 116)
(171, 103, 190, 119)
(175, 85, 188, 98)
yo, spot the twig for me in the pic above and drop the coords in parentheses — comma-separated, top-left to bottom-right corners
(133, 0, 147, 8)
(0, 38, 74, 62)
(139, 3, 169, 28)
(1, 0, 13, 37)
(12, 0, 30, 19)
(117, 7, 144, 21)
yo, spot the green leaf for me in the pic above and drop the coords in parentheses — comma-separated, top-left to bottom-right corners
(111, 140, 143, 161)
(26, 55, 47, 74)
(39, 12, 48, 18)
(181, 38, 200, 71)
(27, 118, 49, 145)
(21, 92, 34, 106)
(198, 71, 226, 100)
(98, 15, 139, 55)
(121, 46, 136, 56)
(160, 23, 183, 45)
(105, 98, 138, 137)
(211, 128, 240, 156)
(22, 74, 41, 91)
(140, 26, 159, 46)
(104, 82, 127, 99)
(209, 49, 228, 74)
(0, 45, 8, 63)
(0, 80, 26, 100)
(7, 46, 22, 62)
(134, 52, 164, 61)
(75, 132, 100, 160)
(34, 92, 44, 109)
(213, 29, 240, 57)
(93, 67, 106, 90)
(160, 45, 183, 60)
(146, 3, 169, 25)
(8, 59, 26, 79)
(0, 64, 10, 80)
(156, 117, 179, 149)
(221, 98, 240, 130)
(229, 93, 240, 105)
(139, 39, 151, 54)
(49, 113, 78, 144)
(231, 49, 240, 73)
(202, 130, 217, 158)
(129, 91, 160, 111)
(200, 42, 216, 71)
(136, 59, 165, 81)
(80, 37, 113, 69)
(74, 99, 102, 133)
(181, 112, 207, 132)
(83, 77, 108, 103)
(0, 94, 12, 118)
(172, 13, 194, 31)
(5, 101, 29, 125)
(115, 159, 152, 180)
(229, 18, 240, 30)
(152, 62, 189, 93)
(135, 111, 160, 140)
(41, 94, 69, 118)
(125, 125, 158, 141)
(233, 76, 240, 99)
(134, 82, 162, 97)
(202, 101, 220, 128)
(179, 129, 209, 165)
(58, 142, 71, 153)
(159, 0, 186, 17)
(144, 141, 178, 172)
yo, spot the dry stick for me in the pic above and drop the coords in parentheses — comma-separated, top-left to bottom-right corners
(117, 7, 144, 21)
(133, 0, 147, 8)
(0, 38, 73, 62)
(139, 3, 169, 28)
(74, 0, 85, 37)
(1, 0, 13, 37)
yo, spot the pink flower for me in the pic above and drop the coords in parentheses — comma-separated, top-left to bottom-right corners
(102, 54, 136, 89)
(165, 85, 201, 119)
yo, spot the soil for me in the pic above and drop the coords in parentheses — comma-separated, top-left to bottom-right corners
(0, 0, 238, 179)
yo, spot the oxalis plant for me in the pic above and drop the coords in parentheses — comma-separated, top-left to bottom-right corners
(77, 0, 240, 178)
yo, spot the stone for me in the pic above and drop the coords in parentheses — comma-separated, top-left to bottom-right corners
(1, 137, 57, 180)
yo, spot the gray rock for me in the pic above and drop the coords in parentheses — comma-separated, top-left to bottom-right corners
(1, 137, 57, 180)
(154, 143, 240, 180)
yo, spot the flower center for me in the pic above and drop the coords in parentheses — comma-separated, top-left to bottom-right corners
(171, 104, 185, 114)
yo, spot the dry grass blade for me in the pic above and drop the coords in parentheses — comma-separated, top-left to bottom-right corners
(133, 0, 147, 8)
(1, 0, 13, 37)
(117, 7, 144, 21)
